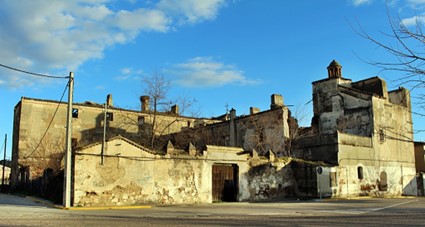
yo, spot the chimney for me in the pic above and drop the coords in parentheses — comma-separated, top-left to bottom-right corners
(270, 94, 284, 109)
(250, 107, 260, 115)
(229, 108, 236, 120)
(140, 96, 150, 112)
(171, 104, 179, 115)
(106, 94, 113, 107)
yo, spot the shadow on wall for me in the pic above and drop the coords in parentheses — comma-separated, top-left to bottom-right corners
(79, 113, 148, 148)
(15, 168, 64, 204)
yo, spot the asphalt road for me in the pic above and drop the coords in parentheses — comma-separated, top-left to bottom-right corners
(1, 193, 424, 226)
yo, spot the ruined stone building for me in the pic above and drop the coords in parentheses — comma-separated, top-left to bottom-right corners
(11, 92, 298, 205)
(10, 95, 216, 193)
(294, 60, 417, 197)
(165, 94, 294, 156)
(10, 60, 422, 206)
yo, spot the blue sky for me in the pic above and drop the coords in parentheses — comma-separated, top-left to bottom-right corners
(1, 0, 425, 158)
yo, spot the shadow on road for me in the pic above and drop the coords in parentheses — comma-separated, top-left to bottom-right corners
(0, 192, 51, 207)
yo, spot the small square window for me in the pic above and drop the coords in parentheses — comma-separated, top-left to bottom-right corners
(138, 116, 145, 125)
(107, 112, 114, 121)
(72, 108, 79, 118)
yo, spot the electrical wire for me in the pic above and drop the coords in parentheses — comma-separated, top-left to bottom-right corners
(0, 63, 68, 79)
(0, 140, 4, 160)
(24, 82, 69, 158)
(0, 140, 3, 150)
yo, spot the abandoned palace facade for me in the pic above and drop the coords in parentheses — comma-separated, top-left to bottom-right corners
(10, 60, 422, 206)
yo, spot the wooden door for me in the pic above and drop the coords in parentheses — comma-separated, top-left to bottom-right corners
(212, 164, 238, 202)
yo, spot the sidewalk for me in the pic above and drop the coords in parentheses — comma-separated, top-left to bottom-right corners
(20, 194, 152, 210)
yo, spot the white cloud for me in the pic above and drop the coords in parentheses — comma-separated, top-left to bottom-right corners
(408, 0, 425, 5)
(112, 8, 170, 32)
(352, 0, 372, 6)
(168, 57, 260, 87)
(401, 15, 425, 26)
(0, 0, 229, 88)
(114, 67, 144, 81)
(157, 0, 227, 24)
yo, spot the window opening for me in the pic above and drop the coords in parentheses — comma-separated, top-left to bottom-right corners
(72, 108, 79, 118)
(138, 116, 145, 125)
(357, 166, 364, 180)
(379, 129, 385, 142)
(107, 112, 113, 121)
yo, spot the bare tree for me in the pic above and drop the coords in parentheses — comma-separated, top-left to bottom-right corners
(142, 72, 171, 148)
(354, 5, 425, 133)
(286, 102, 309, 157)
(141, 72, 198, 149)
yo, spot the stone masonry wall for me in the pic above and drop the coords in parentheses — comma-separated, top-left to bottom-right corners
(12, 97, 212, 184)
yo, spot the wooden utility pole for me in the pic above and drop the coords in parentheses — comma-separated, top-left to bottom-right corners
(101, 96, 108, 165)
(63, 72, 74, 208)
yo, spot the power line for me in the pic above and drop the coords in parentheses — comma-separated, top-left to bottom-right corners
(24, 82, 69, 159)
(0, 63, 68, 79)
(0, 140, 4, 157)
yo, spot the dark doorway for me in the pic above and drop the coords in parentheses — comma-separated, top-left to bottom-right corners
(417, 173, 424, 196)
(379, 171, 388, 191)
(212, 164, 238, 202)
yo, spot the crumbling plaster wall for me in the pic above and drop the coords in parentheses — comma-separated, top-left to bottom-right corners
(337, 131, 416, 197)
(246, 158, 297, 200)
(308, 73, 416, 197)
(73, 141, 252, 206)
(73, 140, 303, 206)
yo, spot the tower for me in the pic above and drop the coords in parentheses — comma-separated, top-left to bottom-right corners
(327, 59, 342, 78)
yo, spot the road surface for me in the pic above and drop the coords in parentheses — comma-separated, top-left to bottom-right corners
(1, 193, 424, 226)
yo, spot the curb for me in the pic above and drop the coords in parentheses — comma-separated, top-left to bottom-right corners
(62, 205, 152, 210)
(26, 196, 151, 210)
